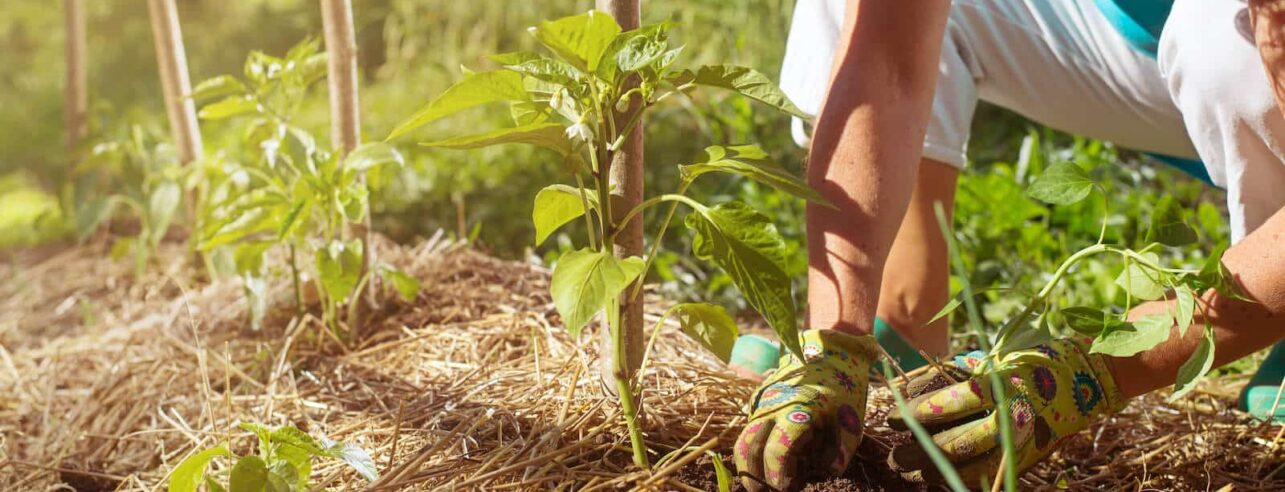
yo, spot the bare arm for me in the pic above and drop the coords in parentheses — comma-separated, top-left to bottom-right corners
(807, 0, 952, 335)
(1110, 206, 1285, 398)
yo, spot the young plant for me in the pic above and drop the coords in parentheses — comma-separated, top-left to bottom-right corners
(193, 39, 417, 336)
(167, 423, 376, 492)
(387, 11, 829, 469)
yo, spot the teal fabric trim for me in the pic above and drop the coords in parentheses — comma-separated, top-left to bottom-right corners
(1146, 153, 1217, 187)
(1239, 341, 1285, 422)
(1094, 0, 1174, 58)
(873, 317, 929, 372)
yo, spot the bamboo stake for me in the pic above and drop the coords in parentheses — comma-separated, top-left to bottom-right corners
(63, 0, 88, 154)
(320, 0, 374, 337)
(146, 0, 202, 165)
(596, 0, 646, 392)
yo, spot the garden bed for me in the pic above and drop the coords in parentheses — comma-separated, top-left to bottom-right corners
(1, 238, 1282, 490)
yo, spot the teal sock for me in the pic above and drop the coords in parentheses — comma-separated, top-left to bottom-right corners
(1239, 341, 1285, 422)
(874, 317, 929, 373)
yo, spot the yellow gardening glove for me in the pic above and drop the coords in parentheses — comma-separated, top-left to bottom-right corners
(734, 330, 879, 491)
(887, 337, 1128, 487)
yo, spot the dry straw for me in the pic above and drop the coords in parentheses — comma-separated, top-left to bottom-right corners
(1, 237, 1282, 490)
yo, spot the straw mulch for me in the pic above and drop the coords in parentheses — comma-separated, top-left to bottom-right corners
(1, 237, 1283, 491)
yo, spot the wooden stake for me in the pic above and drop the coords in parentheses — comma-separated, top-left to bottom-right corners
(146, 0, 202, 165)
(64, 0, 88, 153)
(596, 0, 646, 387)
(320, 0, 374, 338)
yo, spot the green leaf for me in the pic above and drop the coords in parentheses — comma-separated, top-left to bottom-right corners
(191, 75, 247, 101)
(205, 476, 227, 492)
(926, 296, 964, 326)
(315, 240, 364, 303)
(1173, 286, 1196, 338)
(1026, 162, 1095, 205)
(229, 455, 268, 492)
(319, 437, 379, 482)
(995, 318, 1053, 357)
(596, 22, 671, 82)
(381, 268, 421, 302)
(709, 451, 733, 492)
(200, 95, 259, 120)
(676, 64, 807, 118)
(147, 181, 182, 246)
(685, 201, 802, 360)
(168, 445, 233, 492)
(531, 10, 622, 72)
(532, 184, 598, 246)
(233, 242, 273, 276)
(419, 122, 571, 155)
(76, 196, 120, 241)
(277, 199, 311, 241)
(1061, 306, 1111, 336)
(265, 462, 297, 492)
(679, 145, 832, 207)
(1169, 325, 1215, 402)
(510, 101, 550, 125)
(488, 51, 582, 86)
(386, 70, 528, 141)
(549, 248, 646, 338)
(665, 303, 739, 362)
(1115, 252, 1166, 301)
(344, 143, 405, 172)
(1091, 314, 1172, 357)
(1146, 196, 1198, 246)
(269, 426, 326, 456)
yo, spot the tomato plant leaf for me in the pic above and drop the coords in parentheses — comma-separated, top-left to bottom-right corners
(550, 248, 646, 338)
(386, 70, 528, 142)
(199, 95, 259, 120)
(343, 143, 404, 172)
(1169, 325, 1215, 402)
(666, 303, 739, 362)
(1026, 161, 1095, 205)
(167, 445, 233, 492)
(1115, 252, 1167, 301)
(685, 201, 801, 359)
(191, 75, 247, 102)
(673, 64, 807, 118)
(228, 455, 268, 492)
(679, 145, 833, 207)
(533, 184, 598, 246)
(419, 122, 572, 155)
(531, 11, 621, 73)
(1146, 196, 1198, 246)
(1090, 314, 1172, 357)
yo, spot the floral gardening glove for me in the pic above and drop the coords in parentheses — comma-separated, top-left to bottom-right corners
(734, 330, 879, 492)
(887, 337, 1127, 487)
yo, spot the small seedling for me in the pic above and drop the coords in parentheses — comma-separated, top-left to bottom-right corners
(167, 423, 377, 492)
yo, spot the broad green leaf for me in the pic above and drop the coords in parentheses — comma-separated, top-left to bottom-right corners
(549, 248, 645, 338)
(205, 476, 227, 492)
(995, 318, 1053, 358)
(532, 184, 597, 246)
(488, 51, 581, 86)
(531, 11, 621, 72)
(168, 445, 233, 492)
(1061, 306, 1111, 336)
(233, 242, 273, 276)
(191, 75, 246, 101)
(269, 426, 326, 455)
(386, 70, 528, 141)
(76, 196, 120, 241)
(1115, 253, 1166, 301)
(319, 437, 379, 482)
(419, 122, 572, 155)
(229, 456, 268, 492)
(596, 23, 671, 82)
(200, 204, 282, 251)
(1169, 325, 1215, 402)
(675, 64, 807, 119)
(1174, 286, 1196, 338)
(277, 199, 311, 241)
(1146, 196, 1198, 246)
(381, 268, 421, 302)
(315, 240, 364, 303)
(1090, 314, 1172, 357)
(265, 462, 296, 492)
(1026, 162, 1095, 205)
(666, 303, 739, 362)
(510, 101, 550, 125)
(344, 143, 405, 172)
(238, 422, 271, 450)
(679, 145, 832, 207)
(147, 182, 182, 246)
(685, 201, 802, 359)
(200, 95, 259, 120)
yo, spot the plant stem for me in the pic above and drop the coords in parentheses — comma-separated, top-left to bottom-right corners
(574, 173, 598, 250)
(626, 182, 695, 303)
(289, 244, 303, 313)
(608, 297, 650, 469)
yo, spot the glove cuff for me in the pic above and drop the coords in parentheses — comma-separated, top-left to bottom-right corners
(1067, 337, 1129, 413)
(798, 329, 879, 367)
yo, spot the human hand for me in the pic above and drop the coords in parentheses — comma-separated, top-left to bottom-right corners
(887, 338, 1127, 486)
(734, 329, 879, 491)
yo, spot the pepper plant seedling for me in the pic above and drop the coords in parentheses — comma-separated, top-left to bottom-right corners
(388, 11, 830, 469)
(193, 39, 417, 336)
(167, 423, 376, 492)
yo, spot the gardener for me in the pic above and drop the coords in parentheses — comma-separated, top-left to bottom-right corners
(734, 0, 1285, 489)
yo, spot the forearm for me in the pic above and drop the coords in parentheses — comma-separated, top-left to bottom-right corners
(807, 0, 950, 335)
(1109, 208, 1285, 398)
(1250, 0, 1285, 118)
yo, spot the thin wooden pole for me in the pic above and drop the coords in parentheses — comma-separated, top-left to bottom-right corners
(596, 0, 646, 386)
(64, 0, 88, 153)
(146, 0, 202, 165)
(320, 0, 373, 337)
